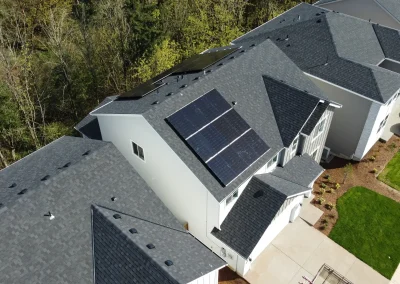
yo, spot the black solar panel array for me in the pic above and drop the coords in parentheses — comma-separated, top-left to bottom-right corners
(167, 89, 269, 186)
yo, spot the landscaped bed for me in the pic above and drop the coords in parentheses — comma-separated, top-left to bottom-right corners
(329, 186, 400, 279)
(378, 150, 400, 191)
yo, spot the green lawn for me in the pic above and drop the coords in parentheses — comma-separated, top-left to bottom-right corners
(378, 151, 400, 191)
(330, 187, 400, 279)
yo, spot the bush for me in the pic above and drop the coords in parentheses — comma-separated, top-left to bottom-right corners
(320, 182, 327, 188)
(335, 183, 340, 189)
(388, 143, 397, 152)
(319, 188, 326, 195)
(327, 176, 333, 183)
(321, 218, 328, 224)
(369, 155, 376, 161)
(325, 202, 335, 210)
(316, 197, 325, 205)
(324, 174, 330, 179)
(372, 168, 378, 174)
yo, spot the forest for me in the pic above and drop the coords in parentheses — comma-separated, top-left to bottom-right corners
(0, 0, 313, 169)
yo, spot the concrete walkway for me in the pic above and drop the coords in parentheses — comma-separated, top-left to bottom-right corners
(245, 218, 390, 284)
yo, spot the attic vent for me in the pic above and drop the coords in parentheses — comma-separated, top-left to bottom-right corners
(253, 190, 264, 198)
(59, 162, 71, 169)
(111, 196, 117, 201)
(18, 188, 28, 195)
(146, 243, 155, 249)
(206, 69, 212, 73)
(218, 62, 224, 66)
(82, 150, 90, 156)
(44, 211, 55, 220)
(151, 100, 159, 105)
(250, 43, 256, 47)
(232, 101, 237, 106)
(316, 19, 322, 23)
(9, 183, 17, 188)
(316, 13, 321, 16)
(129, 228, 138, 234)
(180, 84, 187, 89)
(240, 50, 245, 53)
(193, 77, 199, 81)
(304, 90, 309, 93)
(41, 175, 50, 181)
(286, 44, 291, 47)
(113, 214, 121, 219)
(166, 92, 173, 97)
(165, 260, 173, 266)
(229, 56, 235, 60)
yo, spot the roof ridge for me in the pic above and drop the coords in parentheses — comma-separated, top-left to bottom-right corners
(95, 204, 188, 234)
(268, 167, 313, 189)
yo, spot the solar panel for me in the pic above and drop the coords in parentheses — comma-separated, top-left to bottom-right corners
(118, 48, 238, 100)
(186, 109, 250, 161)
(167, 89, 231, 139)
(207, 130, 270, 186)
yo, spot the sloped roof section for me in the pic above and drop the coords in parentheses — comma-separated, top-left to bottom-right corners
(211, 176, 287, 258)
(93, 206, 225, 284)
(270, 154, 324, 188)
(373, 24, 400, 62)
(326, 12, 385, 65)
(0, 136, 108, 209)
(302, 101, 330, 135)
(255, 173, 311, 198)
(374, 0, 400, 24)
(0, 140, 205, 283)
(263, 76, 320, 147)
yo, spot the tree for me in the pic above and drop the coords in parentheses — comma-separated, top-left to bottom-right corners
(343, 163, 353, 184)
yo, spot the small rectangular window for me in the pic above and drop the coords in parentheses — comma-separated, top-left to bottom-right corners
(226, 195, 233, 206)
(233, 190, 238, 198)
(311, 148, 318, 160)
(132, 141, 145, 161)
(291, 137, 299, 154)
(313, 118, 326, 139)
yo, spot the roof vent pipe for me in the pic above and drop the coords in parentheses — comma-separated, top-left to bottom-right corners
(44, 211, 55, 220)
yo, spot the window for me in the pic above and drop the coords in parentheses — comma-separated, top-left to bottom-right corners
(377, 115, 389, 133)
(291, 137, 299, 154)
(267, 153, 279, 168)
(313, 118, 326, 139)
(226, 190, 238, 206)
(311, 148, 318, 160)
(132, 141, 145, 161)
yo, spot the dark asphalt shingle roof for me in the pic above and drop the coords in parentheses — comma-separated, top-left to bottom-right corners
(211, 176, 288, 258)
(93, 205, 225, 284)
(302, 101, 330, 135)
(211, 154, 322, 258)
(270, 154, 325, 188)
(373, 24, 400, 63)
(264, 75, 320, 147)
(233, 3, 400, 103)
(0, 138, 223, 283)
(0, 136, 108, 209)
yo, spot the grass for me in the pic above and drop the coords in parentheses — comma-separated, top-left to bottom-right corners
(378, 151, 400, 191)
(330, 187, 400, 279)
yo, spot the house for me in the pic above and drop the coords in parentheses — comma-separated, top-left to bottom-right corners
(232, 3, 400, 160)
(80, 38, 339, 275)
(315, 0, 400, 30)
(0, 136, 225, 283)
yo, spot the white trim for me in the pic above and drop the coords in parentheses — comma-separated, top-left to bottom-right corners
(312, 117, 327, 142)
(383, 57, 400, 65)
(92, 112, 142, 117)
(304, 72, 383, 104)
(316, 0, 344, 6)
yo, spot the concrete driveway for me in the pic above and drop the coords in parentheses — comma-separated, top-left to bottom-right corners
(244, 217, 391, 284)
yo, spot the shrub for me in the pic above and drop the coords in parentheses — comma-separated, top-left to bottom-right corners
(325, 202, 335, 210)
(321, 218, 328, 224)
(320, 182, 327, 188)
(335, 183, 340, 189)
(388, 143, 397, 152)
(372, 168, 378, 174)
(327, 176, 333, 183)
(316, 197, 325, 205)
(319, 188, 326, 195)
(369, 155, 376, 162)
(328, 213, 335, 219)
(324, 174, 330, 179)
(326, 187, 332, 193)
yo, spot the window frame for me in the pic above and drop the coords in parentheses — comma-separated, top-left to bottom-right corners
(291, 136, 299, 155)
(131, 141, 145, 161)
(377, 114, 389, 133)
(313, 117, 326, 141)
(311, 148, 319, 160)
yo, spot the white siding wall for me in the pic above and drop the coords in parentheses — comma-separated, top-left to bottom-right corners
(187, 269, 219, 284)
(354, 99, 396, 160)
(97, 114, 215, 247)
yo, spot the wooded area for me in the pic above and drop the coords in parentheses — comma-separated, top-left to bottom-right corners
(0, 0, 313, 169)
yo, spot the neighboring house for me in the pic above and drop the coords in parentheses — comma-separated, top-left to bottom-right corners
(0, 136, 225, 284)
(315, 0, 400, 30)
(233, 3, 400, 160)
(81, 38, 339, 275)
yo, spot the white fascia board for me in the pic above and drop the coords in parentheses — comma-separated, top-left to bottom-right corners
(93, 112, 143, 118)
(316, 0, 344, 6)
(304, 72, 383, 104)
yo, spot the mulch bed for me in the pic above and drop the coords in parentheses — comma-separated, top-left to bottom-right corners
(218, 267, 249, 284)
(312, 135, 400, 236)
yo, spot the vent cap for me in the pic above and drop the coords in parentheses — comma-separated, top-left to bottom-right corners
(146, 243, 155, 249)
